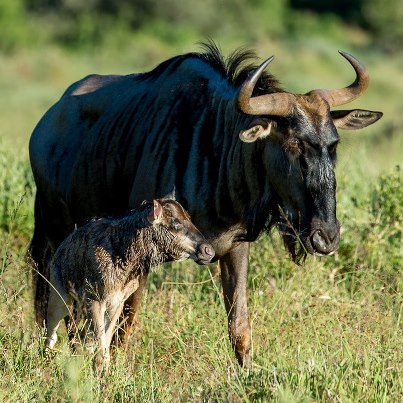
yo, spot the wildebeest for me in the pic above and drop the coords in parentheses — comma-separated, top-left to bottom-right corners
(29, 41, 382, 366)
(45, 198, 214, 373)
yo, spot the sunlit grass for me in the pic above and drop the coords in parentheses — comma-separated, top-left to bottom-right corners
(0, 36, 402, 401)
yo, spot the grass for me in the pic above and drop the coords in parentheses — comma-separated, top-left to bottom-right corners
(0, 36, 402, 401)
(0, 226, 401, 401)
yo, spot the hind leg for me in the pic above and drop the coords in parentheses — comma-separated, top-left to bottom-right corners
(85, 300, 109, 375)
(45, 270, 70, 350)
(29, 193, 51, 327)
(30, 192, 75, 327)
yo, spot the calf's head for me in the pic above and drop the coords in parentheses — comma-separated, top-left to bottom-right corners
(147, 199, 215, 264)
(237, 51, 383, 260)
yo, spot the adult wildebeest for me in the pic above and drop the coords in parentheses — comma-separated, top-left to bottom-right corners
(45, 198, 214, 374)
(29, 42, 382, 366)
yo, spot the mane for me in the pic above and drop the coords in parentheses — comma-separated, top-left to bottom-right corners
(195, 42, 307, 261)
(197, 40, 284, 95)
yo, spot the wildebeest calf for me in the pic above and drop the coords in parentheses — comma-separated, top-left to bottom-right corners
(45, 198, 214, 373)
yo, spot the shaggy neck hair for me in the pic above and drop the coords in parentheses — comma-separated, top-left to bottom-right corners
(197, 40, 284, 95)
(197, 41, 305, 263)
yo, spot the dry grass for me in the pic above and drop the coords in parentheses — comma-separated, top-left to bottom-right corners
(0, 39, 402, 401)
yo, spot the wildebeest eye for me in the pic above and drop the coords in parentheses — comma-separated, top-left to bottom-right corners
(284, 137, 301, 158)
(328, 141, 338, 155)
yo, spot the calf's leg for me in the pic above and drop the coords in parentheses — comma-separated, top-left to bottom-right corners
(105, 301, 125, 350)
(114, 273, 148, 345)
(86, 300, 109, 375)
(45, 273, 70, 350)
(220, 243, 251, 367)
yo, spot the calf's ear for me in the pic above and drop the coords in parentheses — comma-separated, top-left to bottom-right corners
(161, 186, 176, 200)
(148, 200, 163, 223)
(239, 118, 272, 143)
(331, 109, 383, 130)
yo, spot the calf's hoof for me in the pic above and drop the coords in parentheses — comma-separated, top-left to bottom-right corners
(93, 352, 110, 377)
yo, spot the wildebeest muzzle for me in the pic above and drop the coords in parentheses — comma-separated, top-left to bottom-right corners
(306, 218, 340, 256)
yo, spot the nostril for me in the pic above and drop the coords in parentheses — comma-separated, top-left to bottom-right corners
(204, 245, 215, 257)
(312, 230, 328, 252)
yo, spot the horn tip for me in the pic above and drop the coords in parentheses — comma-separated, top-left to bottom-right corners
(338, 50, 363, 65)
(260, 55, 275, 70)
(338, 50, 352, 59)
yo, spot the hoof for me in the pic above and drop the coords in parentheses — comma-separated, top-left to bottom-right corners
(235, 346, 251, 368)
(233, 332, 252, 368)
(93, 351, 110, 377)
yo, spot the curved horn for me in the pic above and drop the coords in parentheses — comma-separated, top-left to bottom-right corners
(312, 51, 369, 107)
(236, 56, 295, 116)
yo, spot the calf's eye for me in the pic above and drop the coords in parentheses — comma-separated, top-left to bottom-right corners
(172, 221, 183, 230)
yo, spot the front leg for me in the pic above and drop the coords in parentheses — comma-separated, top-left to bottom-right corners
(114, 273, 149, 345)
(220, 242, 251, 367)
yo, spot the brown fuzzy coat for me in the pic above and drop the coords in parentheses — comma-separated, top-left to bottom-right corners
(45, 199, 213, 374)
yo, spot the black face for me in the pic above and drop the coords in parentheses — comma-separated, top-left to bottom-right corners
(264, 100, 341, 259)
(237, 46, 383, 261)
(297, 126, 340, 255)
(157, 199, 215, 265)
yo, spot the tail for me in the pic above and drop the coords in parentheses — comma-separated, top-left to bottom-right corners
(28, 193, 50, 326)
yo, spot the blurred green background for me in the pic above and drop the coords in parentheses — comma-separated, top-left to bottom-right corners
(1, 0, 403, 53)
(0, 0, 402, 174)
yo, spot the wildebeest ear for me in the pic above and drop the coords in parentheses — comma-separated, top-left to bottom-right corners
(148, 200, 163, 223)
(331, 109, 383, 130)
(239, 118, 272, 143)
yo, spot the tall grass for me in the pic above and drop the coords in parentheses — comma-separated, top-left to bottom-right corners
(0, 143, 34, 238)
(0, 40, 402, 401)
(0, 142, 401, 401)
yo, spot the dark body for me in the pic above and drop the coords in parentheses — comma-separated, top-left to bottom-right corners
(29, 42, 382, 366)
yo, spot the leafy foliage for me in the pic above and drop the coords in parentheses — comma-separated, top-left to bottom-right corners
(361, 0, 403, 52)
(0, 0, 32, 52)
(371, 165, 402, 227)
(1, 0, 402, 53)
(367, 166, 402, 273)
